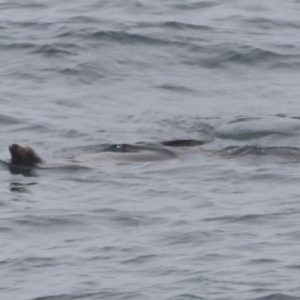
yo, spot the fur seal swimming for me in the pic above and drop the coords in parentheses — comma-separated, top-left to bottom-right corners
(8, 143, 178, 167)
(8, 139, 205, 168)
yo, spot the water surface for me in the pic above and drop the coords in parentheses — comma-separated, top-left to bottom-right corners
(1, 0, 300, 299)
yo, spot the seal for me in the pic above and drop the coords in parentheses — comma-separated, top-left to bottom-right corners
(8, 143, 177, 167)
(9, 144, 42, 167)
(7, 139, 205, 168)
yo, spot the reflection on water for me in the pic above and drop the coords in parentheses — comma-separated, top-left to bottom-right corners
(8, 164, 36, 177)
(0, 160, 35, 177)
(10, 182, 37, 193)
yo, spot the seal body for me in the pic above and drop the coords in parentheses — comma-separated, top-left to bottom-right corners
(8, 143, 177, 168)
(9, 144, 42, 167)
(75, 144, 177, 164)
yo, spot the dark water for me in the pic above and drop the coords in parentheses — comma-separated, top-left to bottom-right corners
(1, 0, 300, 299)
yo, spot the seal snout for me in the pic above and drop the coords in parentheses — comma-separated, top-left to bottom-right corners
(9, 144, 20, 152)
(10, 144, 19, 149)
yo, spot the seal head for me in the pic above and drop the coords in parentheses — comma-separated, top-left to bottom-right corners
(9, 144, 42, 167)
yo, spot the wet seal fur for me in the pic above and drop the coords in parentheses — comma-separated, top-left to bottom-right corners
(9, 144, 43, 167)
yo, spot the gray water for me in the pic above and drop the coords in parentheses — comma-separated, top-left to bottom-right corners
(1, 0, 300, 299)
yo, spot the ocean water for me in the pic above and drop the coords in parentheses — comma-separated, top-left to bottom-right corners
(1, 0, 300, 299)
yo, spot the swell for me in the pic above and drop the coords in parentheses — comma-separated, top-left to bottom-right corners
(4, 22, 299, 71)
(187, 44, 300, 69)
(218, 145, 300, 159)
(174, 1, 217, 10)
(4, 20, 52, 30)
(2, 42, 79, 57)
(0, 113, 21, 125)
(29, 291, 143, 300)
(244, 17, 300, 30)
(138, 21, 211, 31)
(57, 29, 181, 46)
(251, 293, 300, 300)
(0, 2, 47, 10)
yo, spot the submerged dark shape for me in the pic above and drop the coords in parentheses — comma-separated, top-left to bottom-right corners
(9, 144, 42, 167)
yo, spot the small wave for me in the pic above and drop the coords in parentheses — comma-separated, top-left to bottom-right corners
(58, 62, 106, 83)
(215, 118, 300, 140)
(230, 212, 288, 224)
(251, 293, 300, 300)
(245, 17, 300, 30)
(210, 47, 292, 68)
(18, 3, 47, 9)
(138, 21, 210, 31)
(221, 47, 287, 64)
(3, 42, 35, 51)
(30, 294, 72, 300)
(0, 113, 21, 125)
(97, 208, 162, 229)
(30, 291, 141, 300)
(58, 129, 87, 139)
(12, 124, 50, 133)
(174, 1, 217, 10)
(188, 44, 300, 69)
(6, 20, 52, 30)
(285, 264, 300, 270)
(155, 84, 196, 93)
(217, 130, 281, 141)
(2, 256, 55, 270)
(219, 146, 300, 159)
(54, 99, 83, 109)
(171, 294, 205, 300)
(3, 42, 78, 57)
(112, 215, 140, 227)
(90, 30, 172, 45)
(246, 258, 278, 264)
(58, 29, 178, 46)
(0, 226, 12, 232)
(158, 118, 214, 139)
(13, 214, 86, 228)
(68, 16, 100, 24)
(0, 2, 47, 10)
(102, 209, 166, 228)
(227, 117, 261, 124)
(122, 254, 157, 264)
(162, 21, 210, 30)
(204, 212, 292, 224)
(162, 230, 209, 246)
(31, 44, 76, 57)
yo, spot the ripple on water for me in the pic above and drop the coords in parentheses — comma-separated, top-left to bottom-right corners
(29, 291, 145, 300)
(1, 0, 300, 299)
(251, 293, 300, 300)
(12, 214, 86, 228)
(0, 113, 22, 125)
